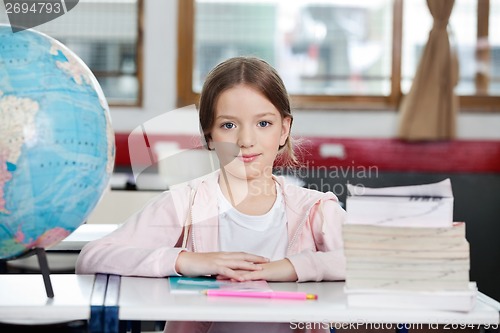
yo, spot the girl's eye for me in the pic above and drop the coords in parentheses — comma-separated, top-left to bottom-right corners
(258, 121, 270, 127)
(221, 122, 235, 129)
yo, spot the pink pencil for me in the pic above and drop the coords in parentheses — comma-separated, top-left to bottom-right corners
(203, 290, 318, 300)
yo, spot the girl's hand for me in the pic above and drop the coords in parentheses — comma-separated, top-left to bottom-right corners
(216, 259, 298, 282)
(175, 251, 269, 281)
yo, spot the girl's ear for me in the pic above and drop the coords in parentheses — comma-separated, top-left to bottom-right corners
(279, 116, 292, 146)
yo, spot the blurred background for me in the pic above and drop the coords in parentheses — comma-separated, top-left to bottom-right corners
(1, 0, 499, 303)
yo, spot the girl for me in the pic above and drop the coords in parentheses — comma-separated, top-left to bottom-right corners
(76, 56, 346, 333)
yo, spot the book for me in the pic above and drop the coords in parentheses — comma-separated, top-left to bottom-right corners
(344, 248, 469, 260)
(345, 282, 477, 312)
(343, 221, 465, 239)
(346, 258, 470, 272)
(346, 269, 469, 281)
(343, 223, 468, 251)
(168, 276, 272, 294)
(346, 179, 454, 227)
(345, 270, 470, 291)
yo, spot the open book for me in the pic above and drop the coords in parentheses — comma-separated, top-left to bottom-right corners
(168, 276, 272, 294)
(346, 178, 454, 227)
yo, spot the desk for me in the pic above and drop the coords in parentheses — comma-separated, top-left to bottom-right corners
(5, 225, 119, 274)
(117, 277, 500, 329)
(0, 274, 97, 325)
(49, 224, 120, 252)
(1, 275, 498, 333)
(0, 274, 114, 333)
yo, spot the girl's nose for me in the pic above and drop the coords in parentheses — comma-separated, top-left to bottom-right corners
(237, 126, 255, 148)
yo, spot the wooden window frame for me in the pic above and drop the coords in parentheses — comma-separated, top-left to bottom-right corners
(177, 0, 500, 111)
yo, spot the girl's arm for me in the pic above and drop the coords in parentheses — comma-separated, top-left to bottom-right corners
(75, 191, 188, 277)
(76, 189, 270, 278)
(287, 199, 346, 282)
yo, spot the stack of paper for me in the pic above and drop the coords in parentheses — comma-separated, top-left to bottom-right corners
(343, 179, 476, 311)
(343, 223, 470, 291)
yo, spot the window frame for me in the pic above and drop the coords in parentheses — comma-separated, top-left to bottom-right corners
(177, 0, 500, 111)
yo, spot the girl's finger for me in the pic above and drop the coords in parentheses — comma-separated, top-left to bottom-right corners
(225, 260, 263, 271)
(217, 267, 245, 282)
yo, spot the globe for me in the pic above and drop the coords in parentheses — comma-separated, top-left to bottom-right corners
(0, 24, 115, 260)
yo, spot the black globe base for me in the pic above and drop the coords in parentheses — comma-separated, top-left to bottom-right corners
(34, 247, 54, 298)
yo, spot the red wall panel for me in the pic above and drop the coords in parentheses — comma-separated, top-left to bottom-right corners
(114, 133, 500, 173)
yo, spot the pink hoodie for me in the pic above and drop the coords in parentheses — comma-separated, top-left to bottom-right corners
(76, 170, 346, 332)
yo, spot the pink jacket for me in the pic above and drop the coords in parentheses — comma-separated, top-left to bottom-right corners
(76, 170, 346, 281)
(76, 171, 346, 333)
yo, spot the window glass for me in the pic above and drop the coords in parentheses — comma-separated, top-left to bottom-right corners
(194, 0, 393, 96)
(401, 0, 433, 93)
(490, 0, 500, 95)
(0, 0, 141, 105)
(402, 0, 498, 96)
(450, 0, 479, 95)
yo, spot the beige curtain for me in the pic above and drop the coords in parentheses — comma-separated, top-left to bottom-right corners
(398, 0, 459, 141)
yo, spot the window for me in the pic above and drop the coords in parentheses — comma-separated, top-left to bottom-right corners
(0, 0, 143, 106)
(178, 0, 500, 111)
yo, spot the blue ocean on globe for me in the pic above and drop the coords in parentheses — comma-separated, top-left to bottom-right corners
(0, 24, 115, 259)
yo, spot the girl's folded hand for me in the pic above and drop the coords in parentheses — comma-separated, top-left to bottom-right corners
(175, 251, 269, 281)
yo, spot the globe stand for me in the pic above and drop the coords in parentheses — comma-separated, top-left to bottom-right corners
(34, 247, 54, 298)
(8, 248, 54, 298)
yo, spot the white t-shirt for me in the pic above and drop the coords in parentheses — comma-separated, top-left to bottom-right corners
(207, 182, 292, 333)
(217, 182, 288, 261)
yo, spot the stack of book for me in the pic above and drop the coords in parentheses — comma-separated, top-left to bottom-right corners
(343, 179, 476, 312)
(344, 223, 470, 291)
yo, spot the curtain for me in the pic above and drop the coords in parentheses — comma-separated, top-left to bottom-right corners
(398, 0, 459, 141)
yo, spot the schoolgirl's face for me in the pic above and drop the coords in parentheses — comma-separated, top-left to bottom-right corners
(209, 84, 291, 182)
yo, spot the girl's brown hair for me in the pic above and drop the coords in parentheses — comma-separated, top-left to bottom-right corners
(198, 56, 298, 166)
